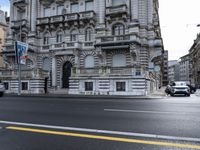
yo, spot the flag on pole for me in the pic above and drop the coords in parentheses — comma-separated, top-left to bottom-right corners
(15, 41, 28, 65)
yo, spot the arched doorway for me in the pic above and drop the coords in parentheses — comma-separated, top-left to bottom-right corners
(62, 61, 72, 88)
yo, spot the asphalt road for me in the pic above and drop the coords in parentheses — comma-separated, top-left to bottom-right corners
(0, 94, 200, 150)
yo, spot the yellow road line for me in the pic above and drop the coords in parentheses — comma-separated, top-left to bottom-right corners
(6, 126, 200, 149)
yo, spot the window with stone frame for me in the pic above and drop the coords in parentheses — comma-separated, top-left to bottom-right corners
(136, 68, 141, 76)
(85, 1, 94, 11)
(43, 33, 49, 45)
(85, 82, 93, 91)
(44, 7, 51, 17)
(57, 5, 64, 15)
(21, 82, 28, 91)
(112, 23, 125, 36)
(85, 27, 93, 41)
(70, 29, 78, 41)
(112, 54, 126, 67)
(84, 55, 94, 68)
(116, 82, 126, 91)
(56, 31, 63, 43)
(71, 3, 79, 13)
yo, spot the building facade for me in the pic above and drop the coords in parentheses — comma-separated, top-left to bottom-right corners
(179, 54, 190, 82)
(189, 34, 200, 88)
(162, 50, 168, 86)
(2, 0, 164, 95)
(0, 10, 8, 68)
(168, 60, 179, 82)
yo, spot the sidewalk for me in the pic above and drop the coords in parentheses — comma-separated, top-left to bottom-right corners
(4, 93, 163, 100)
(150, 87, 166, 97)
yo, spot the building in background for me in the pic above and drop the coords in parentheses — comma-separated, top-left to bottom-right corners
(179, 54, 190, 82)
(2, 0, 164, 95)
(168, 60, 179, 82)
(189, 34, 200, 88)
(0, 9, 8, 68)
(162, 50, 168, 86)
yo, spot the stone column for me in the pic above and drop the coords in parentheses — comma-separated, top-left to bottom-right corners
(148, 0, 153, 24)
(131, 0, 138, 21)
(52, 56, 57, 87)
(99, 0, 105, 24)
(31, 0, 37, 32)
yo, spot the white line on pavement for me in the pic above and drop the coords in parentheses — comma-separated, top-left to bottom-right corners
(104, 108, 197, 115)
(0, 120, 200, 142)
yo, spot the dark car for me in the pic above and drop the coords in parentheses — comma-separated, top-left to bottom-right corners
(187, 84, 196, 94)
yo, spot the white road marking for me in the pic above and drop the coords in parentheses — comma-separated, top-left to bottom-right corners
(104, 108, 198, 115)
(0, 120, 200, 142)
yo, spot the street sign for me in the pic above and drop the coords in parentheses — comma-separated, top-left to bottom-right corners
(15, 41, 28, 65)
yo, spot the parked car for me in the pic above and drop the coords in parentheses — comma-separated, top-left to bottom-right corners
(0, 82, 5, 97)
(169, 81, 190, 97)
(187, 84, 196, 94)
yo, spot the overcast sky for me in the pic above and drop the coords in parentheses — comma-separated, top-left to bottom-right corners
(1, 0, 200, 60)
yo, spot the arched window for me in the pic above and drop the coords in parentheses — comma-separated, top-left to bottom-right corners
(56, 31, 63, 43)
(84, 55, 94, 68)
(112, 54, 126, 67)
(43, 32, 49, 45)
(112, 23, 125, 36)
(42, 57, 51, 71)
(70, 29, 78, 41)
(85, 27, 93, 41)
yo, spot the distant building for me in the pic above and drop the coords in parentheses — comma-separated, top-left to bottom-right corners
(162, 50, 168, 86)
(0, 10, 8, 68)
(168, 60, 179, 82)
(179, 54, 190, 82)
(189, 34, 200, 88)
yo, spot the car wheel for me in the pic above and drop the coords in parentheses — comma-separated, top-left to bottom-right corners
(187, 94, 190, 97)
(170, 93, 174, 97)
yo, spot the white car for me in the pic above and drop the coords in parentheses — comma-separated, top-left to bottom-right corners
(169, 81, 190, 97)
(0, 83, 5, 97)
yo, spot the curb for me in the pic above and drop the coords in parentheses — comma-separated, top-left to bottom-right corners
(4, 94, 164, 100)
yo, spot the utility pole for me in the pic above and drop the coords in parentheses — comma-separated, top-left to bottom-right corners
(17, 23, 22, 95)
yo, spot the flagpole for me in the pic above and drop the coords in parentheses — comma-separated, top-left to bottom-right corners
(18, 24, 22, 95)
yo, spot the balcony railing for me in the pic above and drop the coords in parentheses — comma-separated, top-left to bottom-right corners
(64, 13, 79, 21)
(65, 42, 81, 49)
(41, 45, 50, 50)
(106, 4, 128, 15)
(50, 15, 63, 23)
(37, 17, 49, 25)
(110, 67, 132, 75)
(51, 43, 65, 50)
(99, 35, 130, 43)
(79, 11, 95, 20)
(13, 0, 27, 7)
(83, 41, 95, 47)
(79, 68, 99, 74)
(11, 19, 28, 29)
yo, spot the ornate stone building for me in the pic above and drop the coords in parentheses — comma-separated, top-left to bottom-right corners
(0, 10, 8, 68)
(189, 34, 200, 88)
(2, 0, 164, 95)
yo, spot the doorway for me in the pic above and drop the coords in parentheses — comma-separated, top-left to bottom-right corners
(62, 61, 72, 88)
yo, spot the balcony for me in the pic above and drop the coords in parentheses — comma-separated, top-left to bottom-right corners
(51, 43, 65, 50)
(79, 68, 99, 75)
(41, 45, 50, 50)
(37, 17, 49, 25)
(13, 0, 27, 8)
(83, 41, 95, 48)
(11, 19, 29, 30)
(110, 67, 132, 75)
(65, 42, 82, 49)
(50, 15, 64, 23)
(64, 13, 79, 21)
(106, 4, 128, 21)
